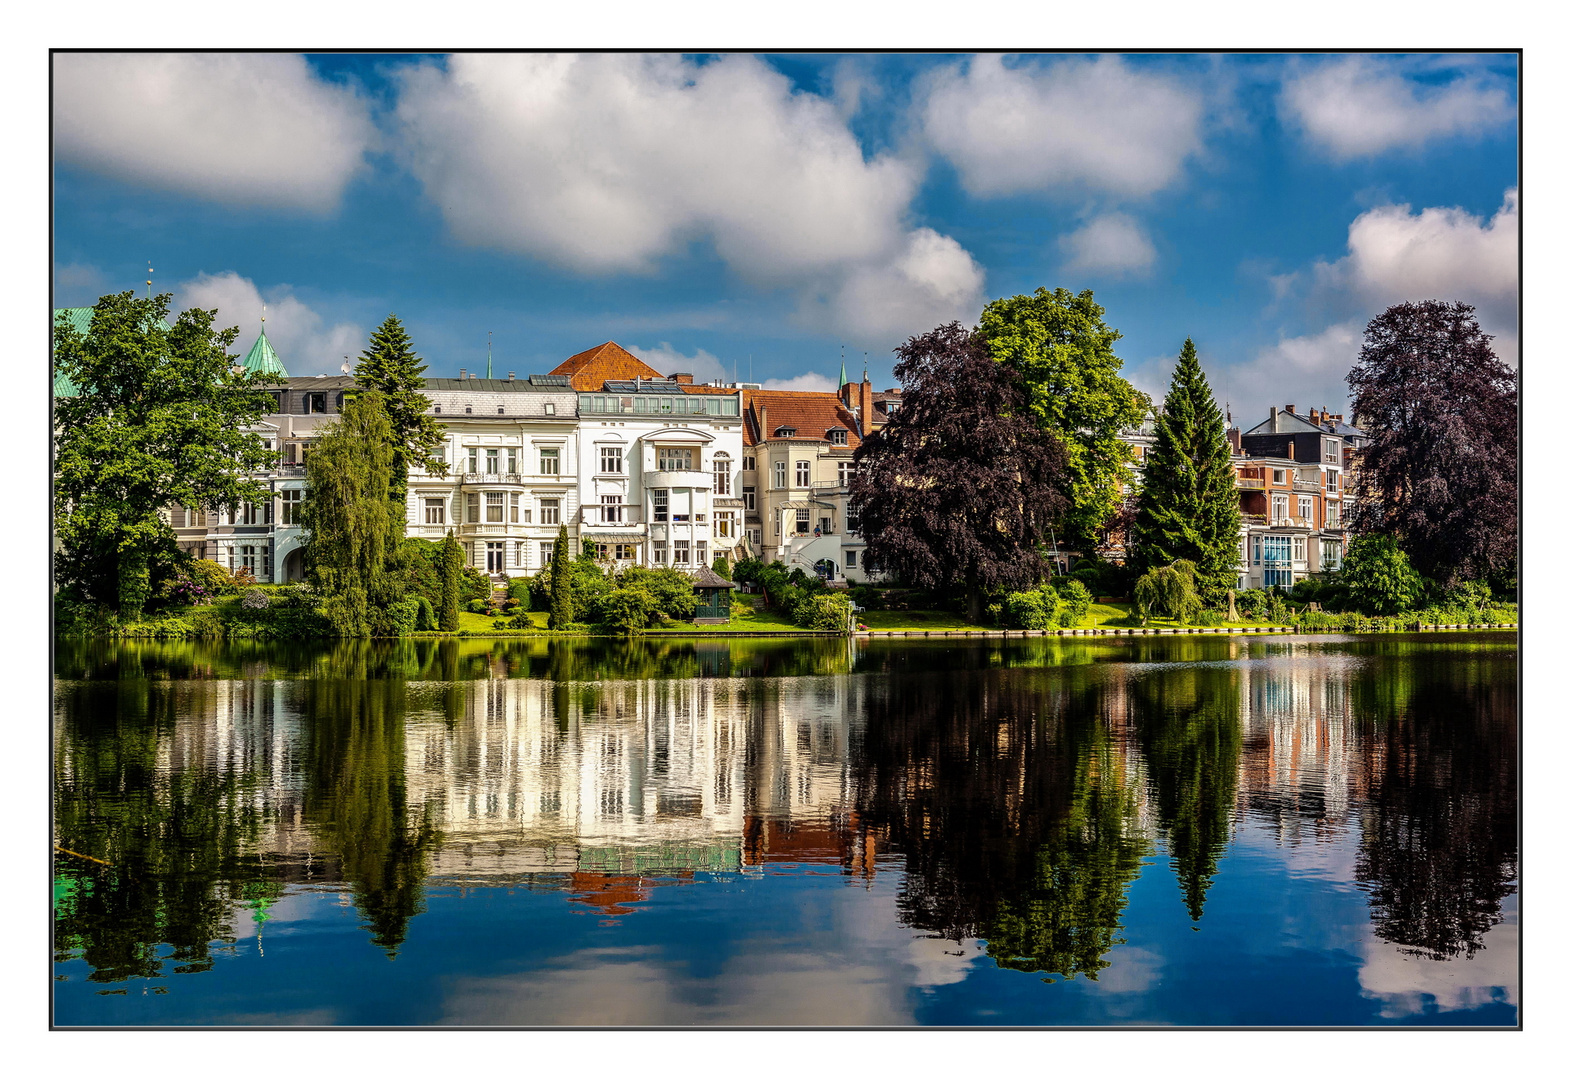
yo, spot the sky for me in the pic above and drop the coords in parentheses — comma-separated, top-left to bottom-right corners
(51, 51, 1518, 428)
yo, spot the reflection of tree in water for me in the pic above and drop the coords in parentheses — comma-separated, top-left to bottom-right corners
(855, 666, 1151, 980)
(1352, 650, 1517, 961)
(52, 678, 295, 982)
(1128, 665, 1243, 922)
(300, 656, 441, 957)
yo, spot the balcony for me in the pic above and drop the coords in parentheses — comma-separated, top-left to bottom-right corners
(1236, 477, 1266, 490)
(459, 471, 532, 486)
(1293, 479, 1321, 492)
(643, 469, 709, 489)
(810, 480, 849, 494)
(580, 506, 645, 527)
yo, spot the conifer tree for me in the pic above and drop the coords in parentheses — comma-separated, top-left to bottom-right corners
(353, 315, 449, 517)
(1129, 339, 1241, 602)
(439, 530, 462, 631)
(548, 524, 573, 629)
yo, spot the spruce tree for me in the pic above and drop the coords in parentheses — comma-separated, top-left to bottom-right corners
(1129, 339, 1241, 602)
(548, 524, 573, 629)
(439, 529, 462, 631)
(353, 315, 449, 518)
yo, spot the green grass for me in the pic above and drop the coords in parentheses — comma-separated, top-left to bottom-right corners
(858, 600, 1293, 633)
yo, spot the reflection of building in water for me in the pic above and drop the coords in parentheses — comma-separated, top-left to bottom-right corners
(1235, 654, 1359, 843)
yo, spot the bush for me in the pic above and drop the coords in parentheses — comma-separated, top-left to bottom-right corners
(619, 567, 697, 621)
(849, 585, 886, 611)
(711, 555, 732, 581)
(1233, 588, 1268, 619)
(1133, 561, 1201, 624)
(240, 588, 270, 610)
(414, 595, 438, 631)
(383, 597, 421, 635)
(1002, 586, 1060, 629)
(506, 577, 533, 609)
(1059, 579, 1092, 627)
(1266, 591, 1289, 624)
(1195, 607, 1225, 626)
(794, 592, 851, 631)
(1342, 533, 1424, 615)
(189, 559, 240, 597)
(466, 598, 489, 614)
(598, 585, 658, 634)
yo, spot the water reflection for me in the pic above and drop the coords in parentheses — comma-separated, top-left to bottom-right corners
(53, 634, 1518, 1025)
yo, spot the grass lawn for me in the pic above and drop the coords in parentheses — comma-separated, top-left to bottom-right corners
(860, 600, 1290, 633)
(456, 609, 549, 633)
(644, 594, 809, 634)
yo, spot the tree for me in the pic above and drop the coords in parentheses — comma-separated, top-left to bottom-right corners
(53, 292, 275, 620)
(1346, 301, 1517, 585)
(1129, 339, 1242, 600)
(851, 322, 1072, 623)
(1132, 560, 1203, 625)
(979, 288, 1150, 552)
(1341, 533, 1424, 616)
(300, 391, 400, 636)
(439, 531, 462, 631)
(353, 315, 449, 515)
(548, 524, 573, 629)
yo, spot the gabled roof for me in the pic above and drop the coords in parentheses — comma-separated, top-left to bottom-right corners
(742, 389, 862, 448)
(550, 341, 665, 390)
(1242, 410, 1324, 436)
(242, 328, 289, 379)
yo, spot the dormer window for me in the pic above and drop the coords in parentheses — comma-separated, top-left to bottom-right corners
(465, 404, 473, 415)
(829, 428, 847, 445)
(434, 405, 442, 414)
(775, 426, 796, 438)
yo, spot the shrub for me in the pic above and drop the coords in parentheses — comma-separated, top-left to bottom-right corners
(1059, 579, 1092, 627)
(794, 592, 851, 631)
(849, 585, 886, 611)
(1342, 533, 1424, 615)
(383, 597, 421, 635)
(1233, 588, 1268, 619)
(711, 555, 732, 581)
(241, 588, 270, 610)
(506, 577, 533, 609)
(189, 559, 239, 597)
(1002, 587, 1059, 629)
(619, 567, 697, 621)
(466, 598, 489, 614)
(598, 585, 658, 634)
(1266, 591, 1289, 624)
(1133, 561, 1201, 624)
(1195, 607, 1225, 626)
(414, 595, 438, 631)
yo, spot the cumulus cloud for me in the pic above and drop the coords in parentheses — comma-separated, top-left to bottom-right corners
(1226, 322, 1365, 428)
(627, 342, 732, 384)
(919, 55, 1205, 198)
(1281, 56, 1515, 160)
(762, 372, 838, 393)
(53, 53, 376, 211)
(175, 272, 366, 376)
(810, 228, 987, 341)
(1059, 213, 1157, 276)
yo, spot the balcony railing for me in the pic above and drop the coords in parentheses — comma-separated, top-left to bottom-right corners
(579, 506, 644, 526)
(1236, 477, 1266, 489)
(1293, 479, 1321, 492)
(458, 471, 532, 485)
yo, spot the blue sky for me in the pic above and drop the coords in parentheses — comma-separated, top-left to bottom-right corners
(51, 52, 1518, 426)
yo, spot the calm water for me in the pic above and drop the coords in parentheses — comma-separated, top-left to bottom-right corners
(52, 634, 1518, 1027)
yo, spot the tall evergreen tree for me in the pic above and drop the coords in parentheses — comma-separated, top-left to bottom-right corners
(548, 524, 573, 629)
(1129, 339, 1241, 601)
(439, 530, 462, 632)
(353, 315, 448, 517)
(300, 391, 400, 636)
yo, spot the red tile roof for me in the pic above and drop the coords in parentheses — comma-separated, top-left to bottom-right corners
(742, 389, 861, 448)
(550, 341, 665, 391)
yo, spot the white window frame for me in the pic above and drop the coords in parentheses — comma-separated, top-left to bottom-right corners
(486, 448, 499, 474)
(838, 461, 852, 485)
(600, 445, 623, 475)
(795, 460, 810, 488)
(652, 489, 669, 522)
(658, 446, 694, 472)
(1297, 495, 1313, 522)
(486, 491, 505, 523)
(466, 492, 481, 523)
(424, 498, 445, 525)
(280, 489, 303, 525)
(539, 447, 560, 475)
(510, 493, 521, 524)
(540, 498, 560, 525)
(743, 486, 756, 512)
(601, 494, 623, 523)
(713, 454, 732, 495)
(773, 461, 786, 489)
(674, 540, 690, 564)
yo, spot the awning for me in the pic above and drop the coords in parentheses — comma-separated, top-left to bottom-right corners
(776, 500, 816, 510)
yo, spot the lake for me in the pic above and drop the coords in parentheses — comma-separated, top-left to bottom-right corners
(52, 633, 1518, 1027)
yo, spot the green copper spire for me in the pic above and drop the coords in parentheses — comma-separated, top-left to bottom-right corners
(838, 345, 848, 393)
(242, 325, 289, 379)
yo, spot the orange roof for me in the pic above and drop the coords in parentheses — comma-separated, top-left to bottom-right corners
(549, 341, 665, 391)
(742, 389, 861, 448)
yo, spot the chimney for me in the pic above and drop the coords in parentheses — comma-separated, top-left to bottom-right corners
(1286, 441, 1295, 461)
(1309, 407, 1319, 426)
(459, 368, 467, 380)
(469, 373, 477, 380)
(1287, 404, 1296, 415)
(757, 400, 768, 441)
(673, 372, 693, 385)
(1270, 405, 1278, 432)
(1227, 426, 1241, 453)
(508, 371, 515, 381)
(859, 377, 874, 436)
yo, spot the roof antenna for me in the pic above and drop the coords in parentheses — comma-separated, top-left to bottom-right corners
(341, 355, 352, 376)
(486, 331, 493, 380)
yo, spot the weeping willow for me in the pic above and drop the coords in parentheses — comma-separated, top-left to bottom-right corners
(1133, 559, 1202, 624)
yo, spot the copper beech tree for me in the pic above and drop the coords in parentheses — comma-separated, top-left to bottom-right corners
(850, 322, 1072, 623)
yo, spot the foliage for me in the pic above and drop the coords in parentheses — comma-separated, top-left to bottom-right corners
(1132, 561, 1202, 624)
(1347, 301, 1517, 586)
(53, 292, 276, 619)
(711, 554, 732, 581)
(1194, 607, 1225, 627)
(548, 525, 573, 629)
(1128, 339, 1242, 601)
(1002, 587, 1060, 629)
(352, 315, 449, 512)
(1342, 534, 1425, 616)
(1233, 588, 1269, 620)
(414, 596, 438, 631)
(1058, 579, 1093, 627)
(979, 287, 1150, 551)
(190, 558, 241, 597)
(505, 577, 533, 609)
(300, 391, 401, 636)
(597, 586, 658, 635)
(793, 592, 852, 631)
(465, 599, 489, 614)
(619, 567, 698, 622)
(851, 322, 1072, 623)
(384, 597, 421, 635)
(439, 531, 462, 632)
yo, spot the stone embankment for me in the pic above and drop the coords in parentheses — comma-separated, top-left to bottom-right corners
(856, 623, 1517, 639)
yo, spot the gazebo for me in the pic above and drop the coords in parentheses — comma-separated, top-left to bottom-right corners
(690, 566, 738, 624)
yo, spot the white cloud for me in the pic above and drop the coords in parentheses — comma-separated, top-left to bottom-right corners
(762, 372, 837, 393)
(52, 262, 110, 306)
(1281, 57, 1515, 160)
(1358, 897, 1517, 1019)
(175, 272, 366, 376)
(1059, 213, 1157, 276)
(811, 227, 987, 342)
(919, 55, 1205, 198)
(1224, 322, 1364, 428)
(627, 342, 732, 384)
(53, 54, 375, 211)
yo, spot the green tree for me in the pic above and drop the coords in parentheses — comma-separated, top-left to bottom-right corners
(352, 315, 448, 515)
(300, 391, 400, 636)
(439, 531, 462, 632)
(979, 288, 1150, 552)
(548, 525, 573, 629)
(53, 292, 275, 620)
(1341, 533, 1424, 615)
(1129, 339, 1242, 600)
(711, 554, 732, 581)
(1132, 560, 1202, 625)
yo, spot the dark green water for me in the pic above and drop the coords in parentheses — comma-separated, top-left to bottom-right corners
(52, 633, 1518, 1026)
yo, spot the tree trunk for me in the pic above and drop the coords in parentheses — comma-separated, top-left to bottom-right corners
(965, 570, 983, 624)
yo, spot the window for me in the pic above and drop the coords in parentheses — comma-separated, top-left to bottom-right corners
(468, 448, 479, 473)
(653, 489, 668, 522)
(280, 490, 302, 525)
(540, 498, 560, 525)
(516, 541, 527, 567)
(424, 498, 445, 525)
(818, 516, 833, 535)
(1321, 539, 1343, 570)
(434, 406, 442, 415)
(795, 508, 810, 534)
(600, 446, 623, 474)
(465, 405, 473, 415)
(1326, 470, 1338, 492)
(713, 454, 732, 495)
(486, 449, 500, 474)
(795, 461, 810, 487)
(1271, 494, 1288, 523)
(507, 448, 517, 474)
(1292, 535, 1307, 563)
(467, 492, 481, 523)
(540, 447, 560, 475)
(743, 486, 756, 512)
(239, 545, 257, 575)
(671, 489, 691, 523)
(774, 461, 787, 489)
(718, 512, 735, 537)
(617, 543, 636, 561)
(510, 493, 521, 523)
(696, 541, 707, 566)
(544, 402, 555, 416)
(303, 392, 326, 414)
(540, 541, 555, 564)
(1326, 501, 1341, 528)
(658, 446, 693, 471)
(1262, 535, 1291, 565)
(748, 528, 760, 546)
(674, 540, 690, 564)
(1272, 468, 1286, 485)
(847, 508, 860, 534)
(1325, 440, 1340, 464)
(1252, 536, 1261, 565)
(486, 492, 505, 523)
(653, 546, 668, 564)
(239, 501, 263, 525)
(1298, 495, 1313, 522)
(846, 549, 857, 568)
(601, 495, 623, 523)
(486, 541, 505, 572)
(829, 429, 847, 446)
(743, 455, 755, 472)
(497, 406, 506, 415)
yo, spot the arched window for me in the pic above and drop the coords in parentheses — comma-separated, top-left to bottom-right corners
(712, 452, 732, 495)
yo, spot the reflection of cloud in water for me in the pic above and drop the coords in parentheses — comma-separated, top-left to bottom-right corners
(1358, 893, 1518, 1019)
(443, 883, 980, 1024)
